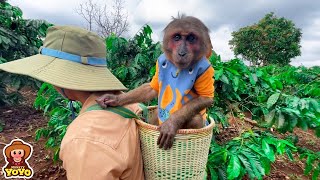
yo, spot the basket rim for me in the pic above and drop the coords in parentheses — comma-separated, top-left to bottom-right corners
(135, 106, 215, 134)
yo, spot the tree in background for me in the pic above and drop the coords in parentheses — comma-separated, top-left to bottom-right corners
(0, 1, 52, 106)
(229, 12, 302, 66)
(76, 0, 129, 37)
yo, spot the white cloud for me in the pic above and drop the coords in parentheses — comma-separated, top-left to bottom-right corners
(210, 26, 234, 61)
(7, 0, 320, 67)
(291, 18, 320, 67)
(10, 0, 85, 26)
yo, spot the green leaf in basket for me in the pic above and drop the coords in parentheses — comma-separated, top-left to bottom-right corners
(86, 104, 140, 119)
(139, 103, 149, 123)
(106, 106, 140, 119)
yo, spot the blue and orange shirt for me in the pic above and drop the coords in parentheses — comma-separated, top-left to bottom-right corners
(150, 54, 215, 123)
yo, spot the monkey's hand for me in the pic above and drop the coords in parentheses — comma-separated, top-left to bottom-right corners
(96, 94, 122, 108)
(157, 115, 183, 150)
(96, 83, 157, 108)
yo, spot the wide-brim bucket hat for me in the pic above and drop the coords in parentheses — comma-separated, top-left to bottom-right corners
(0, 25, 127, 91)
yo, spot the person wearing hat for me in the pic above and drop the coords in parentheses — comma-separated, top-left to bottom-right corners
(0, 26, 144, 180)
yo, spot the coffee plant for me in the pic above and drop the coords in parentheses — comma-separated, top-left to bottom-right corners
(34, 83, 81, 160)
(106, 25, 162, 90)
(0, 1, 52, 106)
(298, 147, 320, 179)
(209, 52, 320, 137)
(207, 130, 297, 180)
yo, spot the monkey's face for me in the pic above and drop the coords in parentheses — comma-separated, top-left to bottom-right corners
(163, 15, 211, 69)
(167, 31, 202, 69)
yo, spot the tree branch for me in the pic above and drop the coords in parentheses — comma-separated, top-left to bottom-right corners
(76, 0, 129, 37)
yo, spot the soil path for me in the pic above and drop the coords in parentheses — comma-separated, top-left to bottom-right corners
(0, 88, 66, 180)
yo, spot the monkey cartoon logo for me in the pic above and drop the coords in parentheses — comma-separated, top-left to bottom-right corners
(2, 139, 34, 179)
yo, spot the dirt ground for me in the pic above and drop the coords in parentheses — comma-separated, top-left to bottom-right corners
(0, 88, 319, 180)
(0, 89, 67, 180)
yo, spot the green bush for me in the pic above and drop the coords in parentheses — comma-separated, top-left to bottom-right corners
(106, 25, 162, 91)
(0, 1, 52, 106)
(209, 53, 320, 136)
(207, 131, 297, 180)
(34, 83, 81, 161)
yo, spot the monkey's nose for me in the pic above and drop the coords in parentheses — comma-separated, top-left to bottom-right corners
(178, 52, 187, 57)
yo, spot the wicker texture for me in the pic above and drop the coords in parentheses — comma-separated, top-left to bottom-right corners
(135, 107, 215, 180)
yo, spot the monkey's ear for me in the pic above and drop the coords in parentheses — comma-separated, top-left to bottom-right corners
(206, 39, 213, 58)
(206, 50, 212, 59)
(161, 44, 165, 52)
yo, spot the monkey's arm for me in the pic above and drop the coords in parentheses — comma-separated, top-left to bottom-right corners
(172, 96, 213, 124)
(118, 83, 157, 105)
(157, 96, 213, 149)
(97, 59, 160, 108)
(117, 59, 160, 105)
(96, 83, 157, 107)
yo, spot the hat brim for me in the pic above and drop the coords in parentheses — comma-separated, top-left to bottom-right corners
(0, 54, 127, 91)
(5, 144, 31, 159)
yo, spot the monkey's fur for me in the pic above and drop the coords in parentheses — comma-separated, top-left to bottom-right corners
(96, 14, 214, 149)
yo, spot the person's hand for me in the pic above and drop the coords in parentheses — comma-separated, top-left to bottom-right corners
(157, 116, 182, 150)
(96, 94, 121, 108)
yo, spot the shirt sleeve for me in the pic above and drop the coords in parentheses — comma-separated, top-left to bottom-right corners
(194, 66, 215, 98)
(149, 60, 159, 92)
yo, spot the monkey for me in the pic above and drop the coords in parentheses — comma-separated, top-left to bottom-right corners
(96, 14, 215, 150)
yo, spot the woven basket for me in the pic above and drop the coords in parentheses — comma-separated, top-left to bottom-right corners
(135, 106, 215, 180)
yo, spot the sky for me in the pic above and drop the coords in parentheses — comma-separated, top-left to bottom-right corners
(9, 0, 320, 67)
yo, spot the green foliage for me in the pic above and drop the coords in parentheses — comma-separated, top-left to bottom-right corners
(106, 25, 162, 91)
(229, 12, 302, 66)
(34, 83, 81, 161)
(0, 1, 52, 106)
(208, 52, 319, 179)
(0, 86, 22, 106)
(207, 130, 296, 180)
(209, 52, 320, 137)
(298, 148, 320, 180)
(259, 65, 320, 99)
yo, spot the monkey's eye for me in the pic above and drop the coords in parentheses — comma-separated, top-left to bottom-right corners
(173, 34, 181, 41)
(188, 68, 194, 74)
(186, 34, 196, 43)
(13, 151, 16, 155)
(162, 61, 167, 68)
(18, 151, 22, 155)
